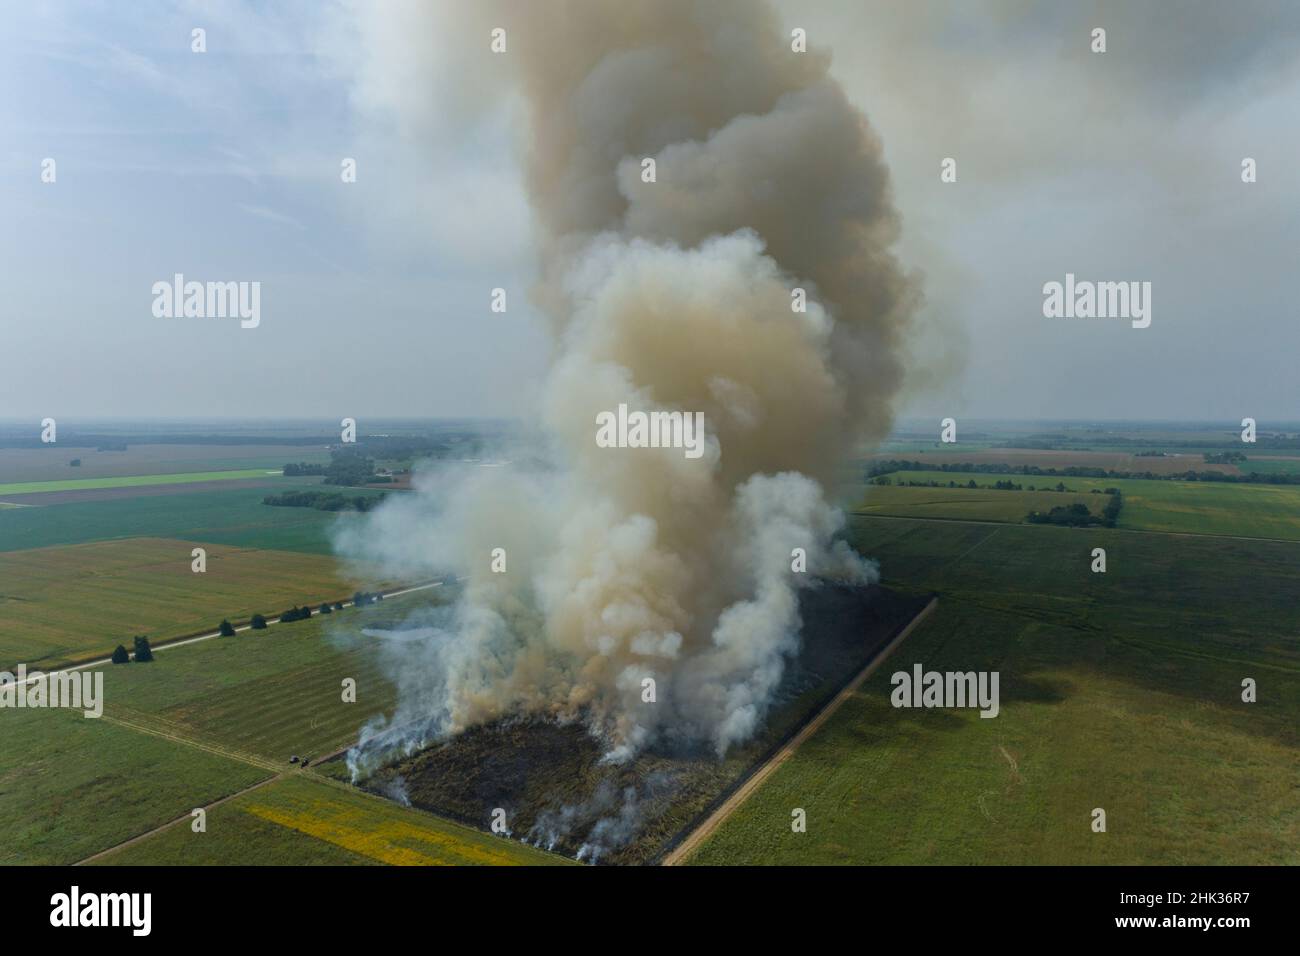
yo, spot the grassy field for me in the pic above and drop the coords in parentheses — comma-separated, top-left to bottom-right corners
(861, 469, 1300, 540)
(1238, 457, 1300, 476)
(0, 706, 271, 865)
(870, 449, 1237, 475)
(0, 537, 387, 668)
(0, 469, 277, 497)
(91, 774, 572, 866)
(0, 483, 370, 554)
(0, 444, 329, 482)
(97, 591, 424, 762)
(2, 591, 478, 865)
(856, 484, 1099, 523)
(688, 518, 1300, 865)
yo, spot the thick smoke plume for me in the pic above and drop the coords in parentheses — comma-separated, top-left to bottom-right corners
(339, 0, 919, 772)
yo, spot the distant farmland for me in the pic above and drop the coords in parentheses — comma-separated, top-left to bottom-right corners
(0, 537, 387, 668)
(861, 469, 1300, 540)
(856, 485, 1098, 523)
(869, 448, 1242, 475)
(0, 443, 329, 482)
(0, 482, 370, 554)
(0, 469, 277, 498)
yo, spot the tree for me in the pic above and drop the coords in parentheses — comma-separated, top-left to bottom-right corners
(133, 635, 154, 662)
(251, 613, 268, 630)
(320, 603, 333, 615)
(219, 619, 236, 637)
(111, 644, 130, 664)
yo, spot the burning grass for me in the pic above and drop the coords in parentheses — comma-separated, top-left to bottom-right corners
(351, 583, 931, 864)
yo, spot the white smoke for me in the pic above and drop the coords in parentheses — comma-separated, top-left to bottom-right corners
(337, 0, 918, 772)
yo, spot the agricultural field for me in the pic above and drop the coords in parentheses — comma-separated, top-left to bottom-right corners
(1236, 456, 1300, 476)
(1, 590, 488, 866)
(91, 774, 572, 866)
(860, 469, 1300, 540)
(98, 590, 429, 762)
(0, 482, 375, 554)
(869, 448, 1239, 475)
(0, 443, 329, 482)
(0, 469, 278, 498)
(687, 517, 1300, 865)
(856, 484, 1098, 523)
(0, 705, 271, 866)
(0, 537, 390, 669)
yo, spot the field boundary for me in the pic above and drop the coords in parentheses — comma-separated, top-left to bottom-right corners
(660, 595, 939, 866)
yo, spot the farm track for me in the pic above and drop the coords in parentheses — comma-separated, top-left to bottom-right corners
(75, 773, 286, 865)
(661, 595, 939, 866)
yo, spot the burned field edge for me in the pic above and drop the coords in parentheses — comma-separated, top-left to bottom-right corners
(335, 583, 933, 865)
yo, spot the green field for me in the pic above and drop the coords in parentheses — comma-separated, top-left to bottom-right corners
(0, 469, 277, 496)
(856, 484, 1098, 523)
(861, 469, 1300, 540)
(92, 774, 572, 866)
(0, 443, 329, 482)
(98, 591, 421, 762)
(0, 483, 373, 554)
(0, 591, 473, 865)
(689, 517, 1300, 865)
(1238, 457, 1300, 476)
(0, 706, 271, 865)
(0, 537, 387, 669)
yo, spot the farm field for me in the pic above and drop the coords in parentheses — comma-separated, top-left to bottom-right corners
(855, 484, 1098, 523)
(687, 518, 1300, 865)
(0, 537, 388, 669)
(870, 448, 1239, 475)
(92, 774, 573, 866)
(861, 469, 1300, 540)
(1236, 456, 1300, 475)
(97, 591, 430, 762)
(1, 591, 467, 865)
(0, 705, 271, 865)
(0, 443, 329, 482)
(0, 469, 277, 497)
(0, 482, 374, 554)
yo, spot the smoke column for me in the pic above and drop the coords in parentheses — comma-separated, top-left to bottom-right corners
(339, 0, 920, 773)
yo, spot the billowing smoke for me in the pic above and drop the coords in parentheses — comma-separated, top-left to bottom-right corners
(338, 0, 919, 772)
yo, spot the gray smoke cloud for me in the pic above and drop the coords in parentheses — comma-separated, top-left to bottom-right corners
(337, 0, 919, 771)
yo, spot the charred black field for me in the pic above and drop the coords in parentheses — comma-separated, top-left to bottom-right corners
(354, 583, 931, 864)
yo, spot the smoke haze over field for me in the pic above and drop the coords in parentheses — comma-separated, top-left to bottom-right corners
(338, 0, 917, 769)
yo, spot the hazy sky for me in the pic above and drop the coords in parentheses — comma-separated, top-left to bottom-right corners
(3, 1, 1297, 423)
